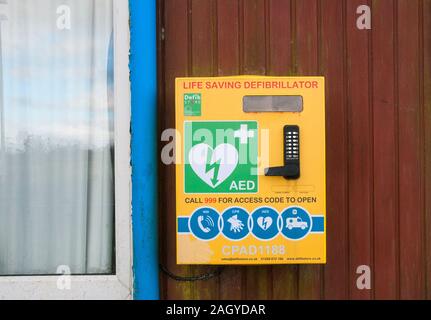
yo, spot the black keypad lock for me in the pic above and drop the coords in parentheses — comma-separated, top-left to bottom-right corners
(264, 125, 300, 180)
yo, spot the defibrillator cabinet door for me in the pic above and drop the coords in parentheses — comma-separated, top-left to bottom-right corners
(175, 76, 326, 265)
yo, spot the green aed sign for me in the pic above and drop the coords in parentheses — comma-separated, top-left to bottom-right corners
(184, 121, 258, 194)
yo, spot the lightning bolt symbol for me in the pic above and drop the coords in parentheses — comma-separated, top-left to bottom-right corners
(262, 220, 268, 230)
(205, 151, 221, 187)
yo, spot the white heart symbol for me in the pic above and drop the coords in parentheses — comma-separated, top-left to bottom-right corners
(188, 143, 239, 188)
(257, 217, 273, 230)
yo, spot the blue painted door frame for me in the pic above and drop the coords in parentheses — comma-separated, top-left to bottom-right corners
(129, 0, 159, 300)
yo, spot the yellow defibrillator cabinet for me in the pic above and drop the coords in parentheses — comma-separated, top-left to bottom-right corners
(175, 76, 326, 265)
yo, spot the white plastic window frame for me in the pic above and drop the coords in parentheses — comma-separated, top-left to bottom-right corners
(0, 0, 132, 300)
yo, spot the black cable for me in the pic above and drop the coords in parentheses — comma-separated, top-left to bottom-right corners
(159, 264, 224, 282)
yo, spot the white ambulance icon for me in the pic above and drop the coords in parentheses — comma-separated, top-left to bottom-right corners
(285, 217, 308, 230)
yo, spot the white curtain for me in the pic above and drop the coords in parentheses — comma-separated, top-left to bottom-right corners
(0, 0, 114, 275)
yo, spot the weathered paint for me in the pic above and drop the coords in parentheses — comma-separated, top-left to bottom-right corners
(130, 0, 159, 300)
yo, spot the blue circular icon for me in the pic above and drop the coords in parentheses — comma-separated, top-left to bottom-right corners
(189, 207, 221, 240)
(221, 207, 250, 240)
(280, 206, 312, 240)
(251, 207, 280, 240)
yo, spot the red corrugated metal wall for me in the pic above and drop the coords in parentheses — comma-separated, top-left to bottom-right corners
(158, 0, 431, 299)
